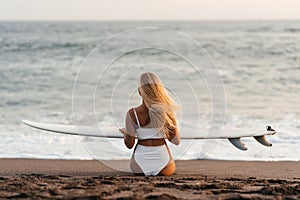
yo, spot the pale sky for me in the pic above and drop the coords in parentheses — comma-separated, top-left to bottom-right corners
(1, 0, 300, 21)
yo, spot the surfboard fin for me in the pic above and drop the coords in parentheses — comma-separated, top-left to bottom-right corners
(254, 135, 272, 147)
(228, 138, 248, 151)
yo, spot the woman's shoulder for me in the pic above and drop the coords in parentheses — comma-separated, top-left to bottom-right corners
(126, 108, 136, 123)
(127, 106, 141, 116)
(127, 107, 134, 115)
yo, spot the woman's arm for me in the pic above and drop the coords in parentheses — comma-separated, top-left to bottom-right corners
(167, 126, 180, 145)
(119, 128, 135, 149)
(119, 110, 136, 149)
(166, 117, 180, 145)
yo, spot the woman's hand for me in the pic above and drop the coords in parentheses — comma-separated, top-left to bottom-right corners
(119, 128, 126, 135)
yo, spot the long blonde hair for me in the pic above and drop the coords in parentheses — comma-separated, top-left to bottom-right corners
(138, 72, 178, 138)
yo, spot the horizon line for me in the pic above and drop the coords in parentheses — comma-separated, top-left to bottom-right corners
(1, 18, 300, 22)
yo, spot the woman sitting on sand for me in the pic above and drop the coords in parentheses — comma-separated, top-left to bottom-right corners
(119, 72, 180, 176)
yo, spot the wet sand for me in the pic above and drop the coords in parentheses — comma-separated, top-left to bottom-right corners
(0, 159, 299, 199)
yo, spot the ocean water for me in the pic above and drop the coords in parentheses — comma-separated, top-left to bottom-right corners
(0, 21, 299, 161)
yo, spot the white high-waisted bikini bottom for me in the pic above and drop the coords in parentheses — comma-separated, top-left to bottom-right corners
(134, 144, 170, 176)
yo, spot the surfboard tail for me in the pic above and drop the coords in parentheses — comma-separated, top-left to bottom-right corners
(228, 125, 276, 151)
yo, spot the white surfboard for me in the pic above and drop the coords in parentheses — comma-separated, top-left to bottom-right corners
(22, 119, 276, 151)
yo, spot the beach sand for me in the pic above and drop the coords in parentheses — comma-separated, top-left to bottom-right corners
(0, 159, 299, 199)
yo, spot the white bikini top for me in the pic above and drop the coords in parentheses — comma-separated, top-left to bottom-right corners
(133, 108, 164, 140)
